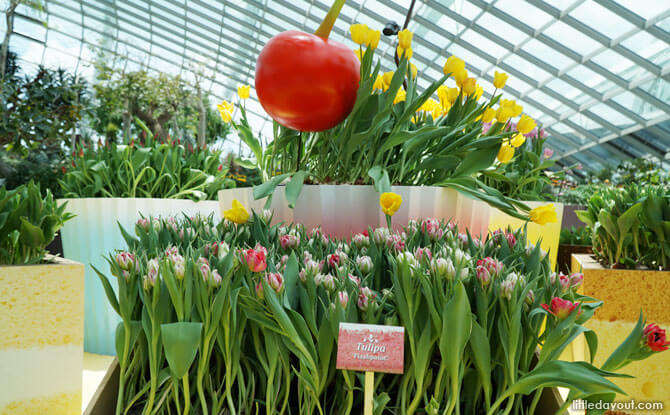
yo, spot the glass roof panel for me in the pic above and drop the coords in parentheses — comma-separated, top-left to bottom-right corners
(569, 1, 636, 40)
(543, 20, 601, 56)
(494, 0, 554, 30)
(614, 0, 669, 20)
(3, 0, 668, 163)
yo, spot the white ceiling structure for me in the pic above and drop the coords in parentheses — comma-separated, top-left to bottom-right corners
(4, 0, 670, 173)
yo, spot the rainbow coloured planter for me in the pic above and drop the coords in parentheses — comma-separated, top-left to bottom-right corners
(219, 185, 492, 238)
(58, 198, 220, 355)
(488, 202, 564, 268)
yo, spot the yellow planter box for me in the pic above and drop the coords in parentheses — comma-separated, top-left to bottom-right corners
(0, 256, 85, 415)
(488, 202, 564, 268)
(571, 254, 670, 412)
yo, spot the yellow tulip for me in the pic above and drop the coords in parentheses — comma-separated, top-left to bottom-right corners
(237, 85, 250, 100)
(350, 24, 369, 45)
(481, 107, 495, 123)
(223, 199, 249, 224)
(430, 101, 442, 120)
(512, 103, 523, 117)
(495, 105, 513, 123)
(462, 77, 477, 96)
(440, 100, 451, 114)
(493, 71, 508, 89)
(497, 142, 514, 164)
(382, 71, 394, 90)
(447, 87, 460, 104)
(366, 29, 381, 49)
(373, 74, 384, 90)
(380, 192, 402, 216)
(410, 63, 418, 79)
(397, 46, 413, 60)
(529, 204, 558, 225)
(398, 29, 413, 49)
(443, 55, 465, 76)
(516, 114, 536, 135)
(217, 100, 234, 123)
(510, 133, 526, 148)
(473, 85, 483, 101)
(454, 68, 468, 88)
(393, 88, 406, 105)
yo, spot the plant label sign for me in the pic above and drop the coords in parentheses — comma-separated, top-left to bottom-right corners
(336, 323, 404, 374)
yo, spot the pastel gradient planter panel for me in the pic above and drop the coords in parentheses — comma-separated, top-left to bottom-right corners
(219, 185, 491, 238)
(59, 198, 220, 355)
(0, 257, 84, 415)
(488, 202, 563, 267)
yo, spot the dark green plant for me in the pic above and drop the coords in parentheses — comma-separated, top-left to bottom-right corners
(0, 65, 89, 154)
(559, 226, 592, 246)
(0, 148, 66, 198)
(59, 137, 235, 201)
(576, 185, 670, 269)
(556, 184, 603, 205)
(0, 181, 73, 264)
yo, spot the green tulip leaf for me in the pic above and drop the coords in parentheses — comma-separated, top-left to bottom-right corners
(160, 322, 203, 379)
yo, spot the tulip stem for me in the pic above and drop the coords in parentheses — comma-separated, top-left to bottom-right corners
(314, 0, 347, 39)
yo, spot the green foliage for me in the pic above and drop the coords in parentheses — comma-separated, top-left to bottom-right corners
(0, 148, 66, 198)
(559, 226, 592, 246)
(0, 65, 89, 154)
(585, 156, 669, 187)
(556, 184, 603, 205)
(91, 54, 230, 144)
(59, 139, 235, 200)
(576, 185, 670, 269)
(0, 181, 73, 264)
(480, 131, 560, 201)
(95, 214, 660, 415)
(231, 47, 530, 219)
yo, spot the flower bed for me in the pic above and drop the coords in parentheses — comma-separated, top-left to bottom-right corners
(94, 201, 667, 415)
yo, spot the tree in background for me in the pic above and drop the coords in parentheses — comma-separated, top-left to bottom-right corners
(91, 50, 230, 146)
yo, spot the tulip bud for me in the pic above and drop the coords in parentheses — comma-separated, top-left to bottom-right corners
(569, 272, 583, 290)
(211, 269, 222, 285)
(352, 233, 369, 248)
(476, 264, 491, 287)
(348, 273, 361, 286)
(525, 289, 535, 306)
(414, 247, 432, 262)
(396, 251, 418, 269)
(136, 218, 150, 233)
(338, 291, 349, 308)
(315, 273, 336, 292)
(255, 281, 264, 299)
(115, 252, 135, 271)
(265, 272, 284, 293)
(358, 287, 376, 312)
(431, 257, 449, 278)
(356, 255, 374, 274)
(373, 227, 390, 245)
(280, 234, 300, 250)
(327, 253, 341, 270)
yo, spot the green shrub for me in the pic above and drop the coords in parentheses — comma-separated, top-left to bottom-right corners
(59, 140, 236, 200)
(0, 181, 73, 264)
(577, 185, 669, 269)
(559, 226, 592, 246)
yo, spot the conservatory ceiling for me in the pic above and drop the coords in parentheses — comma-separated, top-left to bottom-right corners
(5, 0, 670, 170)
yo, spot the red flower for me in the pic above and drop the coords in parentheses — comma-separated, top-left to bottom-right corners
(188, 143, 194, 153)
(130, 139, 135, 148)
(61, 166, 67, 174)
(644, 323, 670, 352)
(541, 297, 580, 320)
(245, 248, 267, 273)
(78, 148, 84, 157)
(218, 164, 223, 172)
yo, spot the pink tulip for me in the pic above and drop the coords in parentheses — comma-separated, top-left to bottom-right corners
(542, 297, 580, 320)
(338, 291, 349, 308)
(245, 248, 267, 273)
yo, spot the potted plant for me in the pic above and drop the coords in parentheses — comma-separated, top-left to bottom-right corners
(88, 198, 666, 414)
(557, 226, 592, 274)
(219, 7, 556, 239)
(0, 181, 84, 415)
(573, 184, 670, 404)
(58, 135, 235, 355)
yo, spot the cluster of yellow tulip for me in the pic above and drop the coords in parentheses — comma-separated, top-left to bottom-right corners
(349, 24, 540, 166)
(217, 84, 251, 123)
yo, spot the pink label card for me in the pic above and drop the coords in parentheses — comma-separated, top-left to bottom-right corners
(336, 323, 405, 374)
